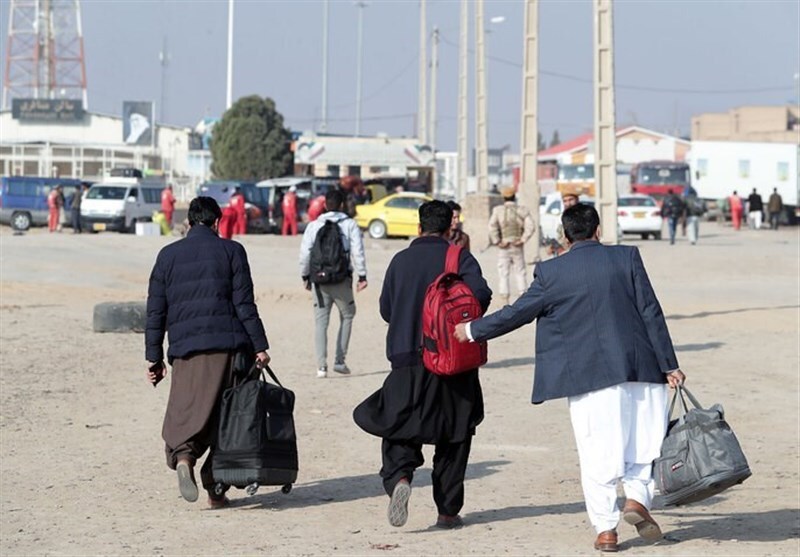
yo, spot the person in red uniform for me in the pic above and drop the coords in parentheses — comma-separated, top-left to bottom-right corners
(230, 187, 247, 235)
(281, 185, 299, 235)
(47, 185, 63, 233)
(161, 184, 176, 228)
(728, 191, 743, 231)
(307, 194, 326, 222)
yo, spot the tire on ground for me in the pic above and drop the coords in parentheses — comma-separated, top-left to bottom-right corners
(93, 301, 147, 333)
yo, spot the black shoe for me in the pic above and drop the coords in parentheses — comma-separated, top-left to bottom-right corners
(387, 479, 411, 527)
(435, 514, 464, 529)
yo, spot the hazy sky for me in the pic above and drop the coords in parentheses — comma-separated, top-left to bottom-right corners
(2, 0, 798, 151)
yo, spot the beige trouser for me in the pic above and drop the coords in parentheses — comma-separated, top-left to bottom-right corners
(496, 245, 527, 297)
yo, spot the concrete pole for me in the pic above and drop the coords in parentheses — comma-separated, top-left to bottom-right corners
(355, 1, 367, 136)
(593, 0, 618, 244)
(457, 0, 468, 200)
(418, 0, 428, 144)
(474, 0, 488, 193)
(320, 0, 329, 132)
(429, 26, 439, 151)
(226, 0, 234, 109)
(519, 0, 540, 263)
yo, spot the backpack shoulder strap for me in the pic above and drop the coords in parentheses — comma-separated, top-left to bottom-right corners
(444, 244, 462, 275)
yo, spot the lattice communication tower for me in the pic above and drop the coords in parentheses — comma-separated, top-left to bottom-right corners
(3, 0, 88, 110)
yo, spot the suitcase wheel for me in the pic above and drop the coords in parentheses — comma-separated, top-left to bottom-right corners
(245, 482, 259, 496)
(213, 482, 226, 496)
(281, 484, 292, 494)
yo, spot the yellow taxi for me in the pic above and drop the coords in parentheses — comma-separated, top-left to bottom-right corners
(355, 192, 433, 239)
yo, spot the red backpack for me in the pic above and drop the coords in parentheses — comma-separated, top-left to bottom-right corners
(421, 244, 488, 376)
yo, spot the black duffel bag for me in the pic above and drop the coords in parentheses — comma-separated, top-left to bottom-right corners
(654, 386, 751, 506)
(212, 364, 298, 496)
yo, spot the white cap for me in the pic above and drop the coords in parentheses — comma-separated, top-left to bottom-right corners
(289, 185, 297, 193)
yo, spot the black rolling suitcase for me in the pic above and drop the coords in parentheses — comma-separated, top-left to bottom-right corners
(212, 365, 298, 496)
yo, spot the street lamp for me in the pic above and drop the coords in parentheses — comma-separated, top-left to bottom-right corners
(354, 1, 368, 136)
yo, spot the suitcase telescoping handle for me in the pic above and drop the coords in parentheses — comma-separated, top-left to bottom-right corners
(668, 385, 704, 418)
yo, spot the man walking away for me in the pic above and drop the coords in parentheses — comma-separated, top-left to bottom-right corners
(728, 191, 743, 230)
(339, 175, 359, 218)
(446, 200, 471, 250)
(684, 191, 706, 245)
(488, 187, 535, 306)
(768, 188, 783, 230)
(747, 188, 764, 230)
(354, 200, 491, 530)
(230, 186, 247, 235)
(455, 203, 685, 552)
(661, 190, 685, 245)
(70, 184, 88, 233)
(299, 190, 367, 378)
(161, 184, 176, 228)
(145, 196, 270, 508)
(282, 185, 299, 236)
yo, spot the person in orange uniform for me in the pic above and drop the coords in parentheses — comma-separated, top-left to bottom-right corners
(281, 185, 299, 235)
(161, 184, 176, 228)
(230, 187, 247, 235)
(47, 185, 63, 233)
(728, 190, 743, 231)
(307, 193, 326, 223)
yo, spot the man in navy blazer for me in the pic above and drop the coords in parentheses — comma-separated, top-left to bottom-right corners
(455, 204, 685, 552)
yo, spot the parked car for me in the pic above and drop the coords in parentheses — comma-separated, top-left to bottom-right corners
(0, 176, 83, 231)
(539, 191, 595, 240)
(354, 192, 432, 239)
(617, 194, 663, 240)
(196, 181, 268, 233)
(80, 181, 164, 232)
(255, 177, 318, 233)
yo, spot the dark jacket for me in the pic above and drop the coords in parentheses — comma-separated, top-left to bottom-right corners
(661, 195, 685, 219)
(747, 193, 763, 212)
(470, 241, 677, 404)
(379, 236, 491, 367)
(354, 235, 492, 444)
(145, 225, 268, 363)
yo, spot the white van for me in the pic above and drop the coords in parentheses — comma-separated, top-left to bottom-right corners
(81, 181, 163, 232)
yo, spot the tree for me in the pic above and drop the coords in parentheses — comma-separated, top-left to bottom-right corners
(549, 130, 561, 149)
(537, 132, 546, 152)
(210, 95, 293, 180)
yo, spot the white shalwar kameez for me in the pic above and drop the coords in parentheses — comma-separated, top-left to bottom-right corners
(568, 381, 669, 533)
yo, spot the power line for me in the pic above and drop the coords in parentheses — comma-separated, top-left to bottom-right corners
(287, 112, 416, 124)
(438, 33, 795, 95)
(327, 55, 418, 111)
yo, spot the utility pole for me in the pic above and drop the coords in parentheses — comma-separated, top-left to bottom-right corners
(474, 0, 488, 193)
(593, 0, 618, 244)
(417, 0, 428, 144)
(355, 1, 367, 136)
(320, 0, 329, 132)
(519, 0, 540, 263)
(226, 0, 234, 109)
(429, 26, 439, 152)
(159, 35, 169, 123)
(457, 0, 469, 200)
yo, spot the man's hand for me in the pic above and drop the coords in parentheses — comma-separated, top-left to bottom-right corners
(356, 279, 368, 292)
(255, 351, 271, 367)
(302, 276, 312, 291)
(146, 360, 166, 387)
(666, 369, 685, 388)
(454, 323, 469, 343)
(498, 241, 510, 249)
(512, 239, 524, 247)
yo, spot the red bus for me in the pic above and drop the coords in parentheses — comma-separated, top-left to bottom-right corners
(630, 161, 691, 201)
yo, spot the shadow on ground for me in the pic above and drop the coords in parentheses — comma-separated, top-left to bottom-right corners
(674, 342, 724, 352)
(483, 357, 535, 369)
(667, 305, 798, 321)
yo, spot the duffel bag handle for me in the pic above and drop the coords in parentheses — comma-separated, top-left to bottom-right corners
(260, 364, 285, 389)
(668, 385, 704, 418)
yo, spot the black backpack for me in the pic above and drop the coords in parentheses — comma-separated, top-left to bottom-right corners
(309, 218, 350, 285)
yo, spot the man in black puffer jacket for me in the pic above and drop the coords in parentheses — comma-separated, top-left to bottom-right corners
(145, 196, 270, 508)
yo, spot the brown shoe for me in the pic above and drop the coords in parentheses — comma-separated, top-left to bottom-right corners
(593, 530, 619, 552)
(207, 496, 230, 509)
(623, 499, 663, 542)
(435, 514, 464, 529)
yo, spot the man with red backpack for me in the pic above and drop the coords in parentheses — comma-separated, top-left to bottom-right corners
(353, 200, 492, 530)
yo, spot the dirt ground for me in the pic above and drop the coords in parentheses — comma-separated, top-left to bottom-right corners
(1, 221, 798, 556)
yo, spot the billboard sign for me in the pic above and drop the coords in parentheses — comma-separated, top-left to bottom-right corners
(122, 101, 154, 146)
(12, 98, 85, 122)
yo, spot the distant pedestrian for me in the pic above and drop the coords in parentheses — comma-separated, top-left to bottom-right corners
(145, 196, 270, 509)
(230, 187, 247, 235)
(553, 190, 580, 256)
(339, 176, 359, 218)
(47, 185, 63, 233)
(661, 190, 685, 245)
(282, 185, 299, 236)
(70, 183, 88, 233)
(747, 188, 764, 230)
(728, 191, 743, 230)
(488, 187, 535, 306)
(353, 200, 492, 530)
(307, 194, 326, 222)
(446, 200, 470, 250)
(684, 191, 707, 245)
(161, 184, 176, 228)
(768, 188, 784, 230)
(299, 189, 367, 378)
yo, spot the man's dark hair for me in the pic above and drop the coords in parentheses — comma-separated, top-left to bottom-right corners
(446, 200, 462, 212)
(562, 203, 600, 243)
(325, 189, 344, 211)
(419, 200, 453, 235)
(188, 196, 222, 227)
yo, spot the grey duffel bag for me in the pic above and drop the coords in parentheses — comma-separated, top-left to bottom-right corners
(654, 386, 751, 506)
